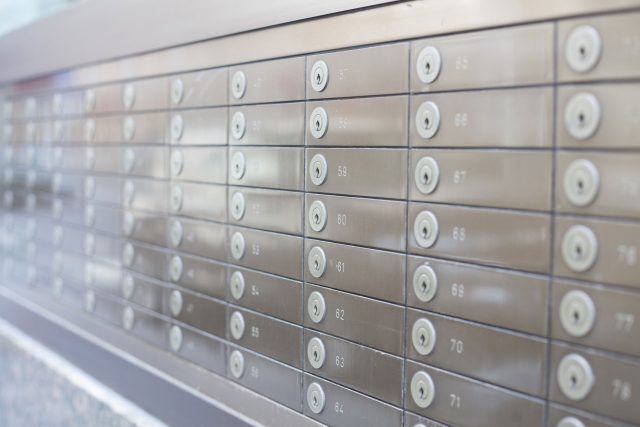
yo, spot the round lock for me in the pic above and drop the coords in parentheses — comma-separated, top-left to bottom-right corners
(230, 151, 246, 180)
(412, 317, 437, 355)
(123, 148, 136, 173)
(309, 107, 328, 139)
(416, 46, 442, 84)
(85, 147, 96, 170)
(84, 89, 96, 113)
(231, 111, 246, 140)
(565, 25, 602, 74)
(413, 264, 438, 303)
(230, 271, 246, 300)
(307, 246, 327, 279)
(310, 60, 329, 92)
(122, 274, 135, 299)
(560, 289, 596, 338)
(171, 114, 184, 142)
(84, 233, 95, 256)
(557, 353, 595, 401)
(414, 156, 440, 194)
(84, 204, 96, 227)
(415, 101, 441, 140)
(52, 198, 62, 219)
(84, 119, 96, 142)
(307, 337, 326, 369)
(557, 416, 586, 427)
(308, 200, 327, 232)
(170, 150, 184, 177)
(52, 93, 63, 114)
(3, 190, 14, 209)
(122, 211, 135, 236)
(413, 210, 439, 248)
(170, 185, 184, 212)
(169, 325, 183, 352)
(123, 180, 135, 206)
(230, 231, 246, 260)
(123, 116, 136, 141)
(53, 121, 64, 142)
(122, 306, 135, 331)
(306, 382, 326, 414)
(562, 225, 598, 273)
(122, 83, 136, 110)
(307, 291, 326, 324)
(229, 311, 246, 340)
(231, 71, 247, 99)
(564, 92, 601, 141)
(563, 159, 600, 207)
(171, 78, 184, 105)
(410, 370, 435, 409)
(84, 176, 95, 200)
(169, 289, 183, 317)
(122, 242, 135, 267)
(230, 192, 246, 220)
(52, 277, 63, 298)
(229, 350, 245, 378)
(170, 255, 183, 282)
(169, 220, 183, 247)
(309, 153, 328, 186)
(84, 290, 96, 313)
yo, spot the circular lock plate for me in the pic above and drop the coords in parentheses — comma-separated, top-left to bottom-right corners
(306, 382, 326, 414)
(557, 416, 587, 427)
(122, 306, 135, 330)
(84, 89, 96, 113)
(231, 71, 246, 99)
(169, 220, 183, 247)
(413, 264, 438, 303)
(414, 156, 440, 194)
(565, 25, 602, 73)
(307, 337, 326, 369)
(171, 114, 184, 142)
(307, 291, 326, 324)
(410, 371, 435, 409)
(230, 192, 246, 220)
(557, 353, 595, 401)
(563, 159, 599, 207)
(122, 84, 136, 110)
(309, 107, 328, 139)
(170, 150, 184, 177)
(122, 274, 135, 299)
(231, 111, 246, 140)
(230, 151, 246, 180)
(309, 153, 328, 186)
(170, 255, 183, 282)
(122, 211, 136, 236)
(171, 78, 184, 105)
(561, 225, 598, 273)
(123, 180, 135, 206)
(170, 185, 184, 212)
(307, 246, 327, 279)
(169, 325, 183, 352)
(416, 46, 442, 84)
(564, 92, 601, 141)
(229, 311, 246, 340)
(411, 317, 437, 355)
(413, 210, 439, 248)
(123, 116, 136, 141)
(122, 242, 135, 267)
(169, 289, 183, 316)
(308, 200, 327, 232)
(230, 231, 246, 260)
(415, 101, 441, 140)
(230, 271, 246, 300)
(310, 61, 329, 93)
(123, 148, 136, 173)
(229, 350, 245, 379)
(559, 289, 596, 337)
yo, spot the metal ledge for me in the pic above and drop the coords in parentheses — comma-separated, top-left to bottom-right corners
(0, 285, 322, 427)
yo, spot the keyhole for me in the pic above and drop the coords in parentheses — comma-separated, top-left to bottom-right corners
(573, 310, 580, 323)
(314, 166, 321, 178)
(419, 386, 425, 399)
(571, 374, 578, 387)
(420, 333, 426, 346)
(313, 304, 319, 315)
(422, 171, 430, 184)
(578, 111, 585, 125)
(579, 44, 586, 58)
(422, 225, 429, 239)
(424, 116, 430, 128)
(314, 213, 320, 224)
(316, 72, 322, 84)
(313, 395, 318, 406)
(420, 279, 427, 293)
(577, 178, 584, 191)
(313, 350, 319, 361)
(425, 61, 431, 73)
(314, 259, 319, 270)
(315, 119, 321, 130)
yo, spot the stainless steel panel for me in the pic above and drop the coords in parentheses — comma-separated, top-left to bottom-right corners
(304, 238, 405, 303)
(88, 175, 122, 205)
(557, 152, 640, 219)
(410, 88, 553, 148)
(306, 96, 408, 147)
(304, 330, 403, 406)
(126, 211, 167, 247)
(124, 145, 167, 178)
(53, 278, 84, 309)
(169, 323, 226, 375)
(88, 146, 121, 173)
(88, 260, 121, 295)
(125, 177, 168, 218)
(404, 412, 451, 427)
(52, 172, 84, 199)
(91, 293, 122, 326)
(558, 12, 640, 82)
(228, 186, 303, 234)
(126, 242, 168, 282)
(407, 309, 547, 397)
(171, 146, 226, 184)
(126, 307, 166, 349)
(122, 113, 168, 144)
(52, 198, 84, 226)
(228, 147, 304, 191)
(173, 182, 226, 221)
(168, 217, 226, 261)
(226, 305, 302, 368)
(171, 108, 227, 146)
(411, 23, 554, 92)
(305, 194, 406, 252)
(121, 272, 164, 312)
(409, 149, 552, 210)
(229, 57, 305, 104)
(406, 361, 545, 427)
(548, 405, 629, 427)
(165, 287, 226, 338)
(553, 280, 640, 358)
(557, 85, 640, 149)
(170, 68, 227, 109)
(226, 346, 302, 412)
(554, 216, 640, 289)
(170, 253, 226, 299)
(550, 344, 640, 425)
(89, 84, 121, 114)
(90, 116, 121, 143)
(52, 251, 84, 284)
(229, 102, 304, 146)
(307, 148, 407, 199)
(88, 232, 122, 265)
(303, 374, 403, 427)
(307, 43, 408, 98)
(52, 224, 84, 255)
(226, 266, 302, 324)
(86, 203, 122, 235)
(121, 77, 168, 112)
(227, 226, 302, 280)
(34, 146, 53, 171)
(52, 146, 85, 171)
(407, 256, 548, 336)
(304, 284, 404, 355)
(409, 202, 551, 273)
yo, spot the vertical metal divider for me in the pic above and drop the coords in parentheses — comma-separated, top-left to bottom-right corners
(223, 68, 232, 380)
(403, 42, 412, 426)
(545, 18, 560, 427)
(301, 54, 309, 412)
